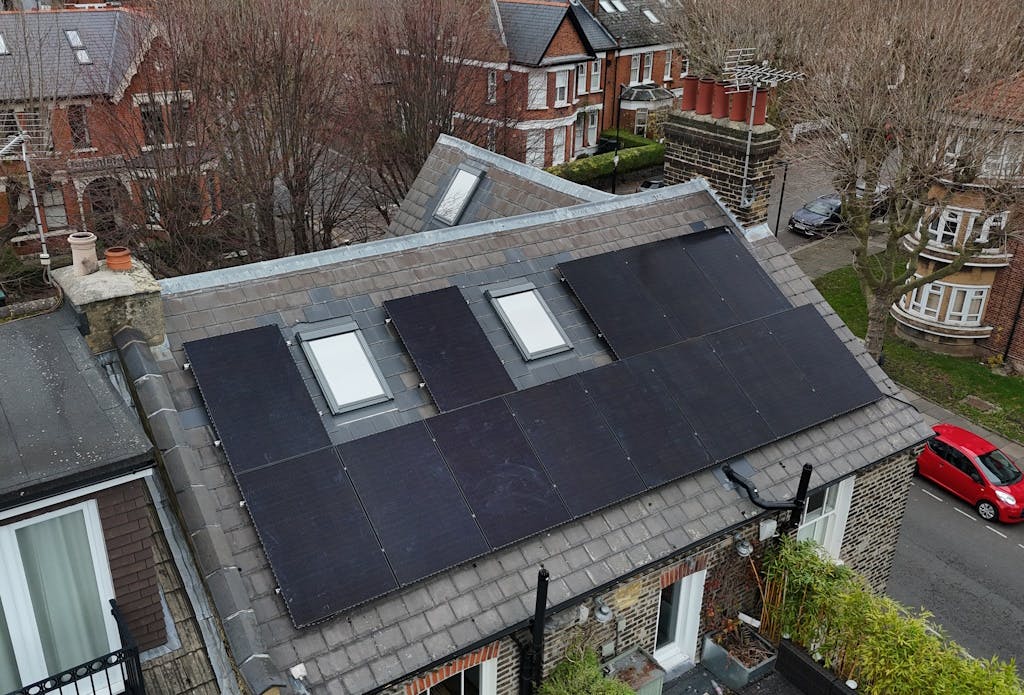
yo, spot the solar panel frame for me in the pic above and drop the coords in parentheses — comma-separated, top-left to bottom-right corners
(236, 447, 398, 627)
(337, 422, 490, 586)
(184, 325, 331, 474)
(385, 286, 515, 411)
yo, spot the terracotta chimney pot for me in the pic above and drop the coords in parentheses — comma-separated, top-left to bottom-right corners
(105, 247, 133, 272)
(68, 231, 99, 276)
(711, 80, 729, 119)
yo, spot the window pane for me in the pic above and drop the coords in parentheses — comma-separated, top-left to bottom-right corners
(495, 291, 568, 356)
(0, 597, 20, 694)
(656, 582, 679, 649)
(463, 664, 481, 695)
(307, 333, 386, 409)
(432, 670, 463, 695)
(17, 510, 108, 675)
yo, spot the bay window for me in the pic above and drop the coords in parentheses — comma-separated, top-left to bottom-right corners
(905, 281, 944, 320)
(946, 286, 987, 325)
(926, 208, 961, 246)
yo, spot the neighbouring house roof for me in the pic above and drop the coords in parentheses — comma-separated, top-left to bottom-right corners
(388, 133, 611, 236)
(150, 136, 930, 694)
(951, 72, 1024, 125)
(592, 0, 677, 49)
(0, 8, 149, 104)
(496, 0, 614, 66)
(0, 305, 152, 511)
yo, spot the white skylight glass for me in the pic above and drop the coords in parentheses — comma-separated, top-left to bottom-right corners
(0, 34, 9, 55)
(302, 329, 391, 413)
(598, 0, 614, 11)
(490, 287, 572, 360)
(434, 168, 482, 225)
(65, 30, 83, 48)
(611, 0, 628, 11)
(75, 49, 92, 65)
(643, 9, 660, 22)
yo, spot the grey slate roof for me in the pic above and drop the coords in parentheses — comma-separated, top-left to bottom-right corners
(495, 0, 612, 66)
(593, 0, 677, 49)
(568, 0, 617, 52)
(0, 9, 148, 103)
(388, 134, 611, 237)
(0, 305, 152, 511)
(151, 147, 930, 694)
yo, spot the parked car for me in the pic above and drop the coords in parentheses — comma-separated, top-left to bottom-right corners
(638, 178, 665, 191)
(787, 194, 843, 237)
(916, 423, 1024, 522)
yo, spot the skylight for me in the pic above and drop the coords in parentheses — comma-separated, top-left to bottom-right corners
(488, 283, 573, 360)
(65, 30, 83, 48)
(297, 319, 392, 414)
(434, 167, 482, 226)
(0, 34, 9, 56)
(643, 9, 660, 22)
(75, 50, 92, 65)
(598, 0, 614, 10)
(611, 0, 627, 11)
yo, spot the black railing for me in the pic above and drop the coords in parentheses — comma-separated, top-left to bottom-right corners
(7, 600, 145, 695)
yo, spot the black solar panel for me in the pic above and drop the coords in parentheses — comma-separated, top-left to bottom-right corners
(427, 398, 570, 548)
(507, 378, 644, 516)
(708, 319, 821, 439)
(633, 338, 774, 462)
(385, 287, 514, 411)
(236, 448, 397, 627)
(679, 228, 790, 322)
(579, 361, 710, 486)
(558, 251, 680, 358)
(766, 305, 881, 413)
(623, 237, 738, 339)
(338, 422, 489, 585)
(184, 325, 331, 473)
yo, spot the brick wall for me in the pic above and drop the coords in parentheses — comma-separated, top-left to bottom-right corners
(546, 18, 587, 58)
(979, 236, 1024, 369)
(663, 111, 781, 227)
(840, 449, 919, 592)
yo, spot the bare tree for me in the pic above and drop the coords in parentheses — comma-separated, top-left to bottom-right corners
(356, 0, 521, 211)
(674, 0, 1024, 359)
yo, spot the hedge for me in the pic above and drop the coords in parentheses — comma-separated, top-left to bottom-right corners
(546, 143, 664, 184)
(599, 128, 659, 149)
(762, 537, 1022, 695)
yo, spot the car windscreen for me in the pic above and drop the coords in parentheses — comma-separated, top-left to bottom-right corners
(976, 449, 1023, 486)
(805, 199, 838, 215)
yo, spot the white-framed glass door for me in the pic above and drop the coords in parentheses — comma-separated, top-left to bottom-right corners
(0, 500, 124, 695)
(423, 658, 497, 695)
(653, 568, 706, 671)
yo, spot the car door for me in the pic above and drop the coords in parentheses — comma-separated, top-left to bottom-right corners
(944, 447, 988, 504)
(924, 439, 962, 493)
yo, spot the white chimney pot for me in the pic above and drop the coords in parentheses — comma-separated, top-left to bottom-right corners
(68, 231, 99, 276)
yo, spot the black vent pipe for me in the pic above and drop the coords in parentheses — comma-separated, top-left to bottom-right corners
(723, 462, 814, 529)
(527, 568, 549, 695)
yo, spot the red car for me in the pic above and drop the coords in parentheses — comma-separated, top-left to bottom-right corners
(916, 424, 1024, 522)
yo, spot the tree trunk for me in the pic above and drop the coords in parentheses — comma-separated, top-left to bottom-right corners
(865, 291, 891, 361)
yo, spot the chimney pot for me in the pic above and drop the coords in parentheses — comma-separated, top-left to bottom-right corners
(68, 231, 99, 276)
(105, 246, 133, 272)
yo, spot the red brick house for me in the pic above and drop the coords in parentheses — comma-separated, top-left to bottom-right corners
(0, 7, 209, 255)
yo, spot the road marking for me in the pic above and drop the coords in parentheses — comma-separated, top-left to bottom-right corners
(985, 525, 1007, 538)
(953, 508, 975, 521)
(921, 489, 944, 502)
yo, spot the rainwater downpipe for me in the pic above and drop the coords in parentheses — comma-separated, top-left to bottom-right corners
(528, 568, 549, 695)
(723, 462, 813, 528)
(1001, 272, 1024, 363)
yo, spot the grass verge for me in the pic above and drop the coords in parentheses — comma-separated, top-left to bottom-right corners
(813, 266, 1024, 443)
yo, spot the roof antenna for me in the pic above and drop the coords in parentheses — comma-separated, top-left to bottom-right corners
(1, 131, 51, 285)
(722, 47, 804, 208)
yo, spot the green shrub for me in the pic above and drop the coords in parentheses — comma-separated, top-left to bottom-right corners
(539, 648, 634, 695)
(763, 537, 1022, 695)
(600, 129, 659, 149)
(546, 143, 664, 184)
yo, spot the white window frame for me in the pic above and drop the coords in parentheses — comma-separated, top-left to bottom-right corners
(642, 51, 654, 82)
(979, 211, 1007, 243)
(297, 318, 393, 415)
(663, 49, 672, 81)
(525, 130, 545, 167)
(576, 63, 587, 95)
(554, 70, 569, 105)
(945, 285, 988, 325)
(587, 110, 599, 146)
(527, 72, 547, 110)
(487, 283, 573, 360)
(653, 568, 706, 671)
(486, 70, 497, 104)
(0, 33, 9, 55)
(598, 0, 614, 11)
(574, 113, 585, 151)
(422, 659, 497, 695)
(0, 500, 123, 695)
(644, 9, 661, 23)
(905, 279, 945, 320)
(634, 108, 649, 136)
(41, 185, 68, 230)
(796, 477, 855, 560)
(630, 54, 641, 84)
(434, 166, 483, 226)
(65, 29, 84, 48)
(590, 60, 601, 92)
(680, 56, 689, 79)
(926, 208, 961, 246)
(551, 126, 566, 166)
(610, 0, 627, 10)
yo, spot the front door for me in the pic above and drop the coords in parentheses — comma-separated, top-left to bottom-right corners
(653, 568, 706, 671)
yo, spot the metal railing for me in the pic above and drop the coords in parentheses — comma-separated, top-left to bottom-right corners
(7, 600, 146, 695)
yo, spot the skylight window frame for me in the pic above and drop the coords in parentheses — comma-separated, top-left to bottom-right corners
(644, 9, 660, 23)
(296, 318, 393, 415)
(487, 282, 573, 361)
(611, 0, 627, 11)
(0, 34, 9, 56)
(434, 164, 484, 226)
(598, 0, 614, 11)
(65, 30, 84, 48)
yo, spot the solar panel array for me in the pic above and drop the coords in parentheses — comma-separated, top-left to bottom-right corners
(185, 228, 883, 627)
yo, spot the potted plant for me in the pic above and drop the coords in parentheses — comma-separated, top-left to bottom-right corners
(701, 617, 777, 690)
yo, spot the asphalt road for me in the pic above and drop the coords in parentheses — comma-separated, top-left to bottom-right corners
(765, 154, 835, 251)
(888, 476, 1024, 673)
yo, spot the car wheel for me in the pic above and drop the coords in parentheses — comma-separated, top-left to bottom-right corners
(976, 500, 999, 522)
